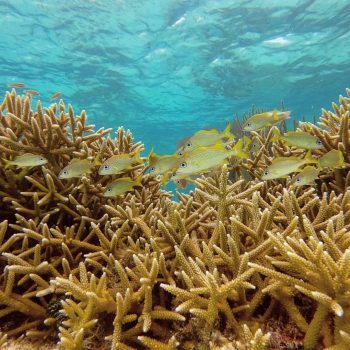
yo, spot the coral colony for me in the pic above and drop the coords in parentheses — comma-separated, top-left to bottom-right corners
(0, 88, 350, 350)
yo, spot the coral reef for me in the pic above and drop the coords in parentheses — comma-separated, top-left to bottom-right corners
(0, 88, 350, 350)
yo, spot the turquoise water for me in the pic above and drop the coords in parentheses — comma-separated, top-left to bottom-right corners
(1, 0, 349, 154)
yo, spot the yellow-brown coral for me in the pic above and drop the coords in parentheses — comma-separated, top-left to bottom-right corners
(0, 88, 350, 350)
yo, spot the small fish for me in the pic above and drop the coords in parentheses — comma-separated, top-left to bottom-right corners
(262, 151, 318, 180)
(173, 178, 187, 189)
(4, 153, 47, 167)
(50, 92, 62, 100)
(173, 138, 249, 179)
(319, 149, 344, 169)
(99, 152, 143, 175)
(103, 176, 142, 197)
(8, 82, 25, 88)
(24, 90, 40, 96)
(148, 149, 181, 175)
(271, 128, 323, 149)
(249, 137, 262, 155)
(170, 172, 197, 186)
(177, 123, 235, 154)
(290, 166, 320, 186)
(170, 170, 188, 182)
(59, 158, 94, 179)
(243, 110, 291, 132)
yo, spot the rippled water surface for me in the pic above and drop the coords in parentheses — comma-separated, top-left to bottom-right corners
(1, 0, 349, 152)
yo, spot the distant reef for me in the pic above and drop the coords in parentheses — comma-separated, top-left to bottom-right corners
(0, 88, 350, 350)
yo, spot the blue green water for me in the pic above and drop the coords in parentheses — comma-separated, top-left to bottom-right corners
(1, 0, 349, 155)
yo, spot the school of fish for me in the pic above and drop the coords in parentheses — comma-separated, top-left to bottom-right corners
(1, 102, 346, 196)
(6, 83, 61, 100)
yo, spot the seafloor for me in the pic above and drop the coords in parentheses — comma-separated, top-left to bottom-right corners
(0, 89, 350, 350)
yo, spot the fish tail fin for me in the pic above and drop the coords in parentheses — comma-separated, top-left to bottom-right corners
(279, 111, 291, 121)
(92, 154, 102, 167)
(223, 122, 235, 140)
(135, 173, 143, 186)
(1, 158, 12, 169)
(271, 127, 281, 142)
(304, 150, 319, 165)
(242, 136, 251, 151)
(232, 138, 249, 159)
(174, 179, 187, 189)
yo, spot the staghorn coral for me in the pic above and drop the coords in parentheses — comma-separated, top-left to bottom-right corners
(0, 88, 350, 350)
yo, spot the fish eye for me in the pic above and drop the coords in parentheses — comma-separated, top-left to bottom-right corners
(63, 170, 68, 175)
(186, 142, 192, 148)
(171, 172, 176, 178)
(178, 151, 183, 156)
(149, 166, 155, 172)
(180, 162, 187, 168)
(103, 165, 109, 170)
(246, 122, 251, 127)
(107, 187, 112, 192)
(40, 157, 44, 161)
(263, 170, 269, 176)
(296, 177, 301, 183)
(316, 139, 322, 145)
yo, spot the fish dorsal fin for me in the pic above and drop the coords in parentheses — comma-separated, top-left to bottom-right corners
(272, 156, 299, 163)
(176, 136, 191, 150)
(223, 122, 236, 140)
(195, 128, 219, 136)
(211, 142, 226, 151)
(111, 177, 131, 184)
(223, 122, 231, 133)
(253, 112, 267, 118)
(303, 165, 318, 171)
(304, 150, 319, 164)
(109, 153, 127, 160)
(131, 150, 142, 162)
(285, 131, 307, 136)
(272, 109, 279, 120)
(147, 148, 158, 162)
(21, 153, 36, 157)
